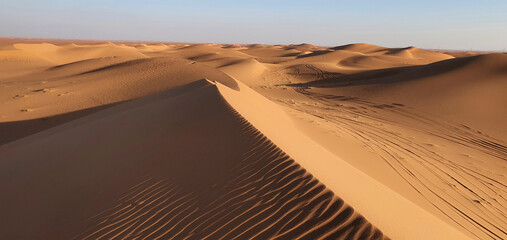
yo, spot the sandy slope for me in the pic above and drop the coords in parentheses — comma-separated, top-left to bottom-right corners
(218, 80, 471, 240)
(0, 38, 505, 239)
(0, 80, 386, 239)
(296, 53, 507, 140)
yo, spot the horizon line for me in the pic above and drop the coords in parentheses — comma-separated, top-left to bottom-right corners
(1, 35, 505, 53)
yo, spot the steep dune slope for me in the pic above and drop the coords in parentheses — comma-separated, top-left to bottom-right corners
(218, 80, 472, 240)
(0, 80, 387, 240)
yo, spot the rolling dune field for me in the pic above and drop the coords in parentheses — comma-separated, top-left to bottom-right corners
(0, 38, 505, 239)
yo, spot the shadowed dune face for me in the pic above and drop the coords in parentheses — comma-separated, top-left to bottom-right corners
(0, 80, 386, 240)
(0, 103, 119, 145)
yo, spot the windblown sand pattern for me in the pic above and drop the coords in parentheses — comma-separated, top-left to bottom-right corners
(0, 80, 386, 239)
(283, 88, 506, 239)
(74, 92, 385, 240)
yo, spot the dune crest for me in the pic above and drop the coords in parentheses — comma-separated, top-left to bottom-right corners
(0, 79, 387, 240)
(217, 79, 472, 240)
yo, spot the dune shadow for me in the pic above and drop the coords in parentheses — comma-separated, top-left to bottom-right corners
(73, 93, 387, 239)
(0, 103, 120, 146)
(296, 50, 334, 58)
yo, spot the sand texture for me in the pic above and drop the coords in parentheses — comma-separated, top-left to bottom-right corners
(0, 38, 505, 239)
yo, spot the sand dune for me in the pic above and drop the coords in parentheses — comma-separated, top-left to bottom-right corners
(13, 43, 147, 64)
(0, 56, 237, 123)
(277, 88, 506, 239)
(0, 38, 505, 239)
(277, 55, 507, 239)
(279, 44, 455, 77)
(332, 43, 386, 53)
(297, 53, 507, 140)
(0, 79, 386, 239)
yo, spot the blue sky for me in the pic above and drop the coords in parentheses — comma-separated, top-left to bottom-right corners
(1, 0, 506, 51)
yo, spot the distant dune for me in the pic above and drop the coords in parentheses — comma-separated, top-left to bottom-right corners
(0, 38, 505, 239)
(295, 53, 507, 140)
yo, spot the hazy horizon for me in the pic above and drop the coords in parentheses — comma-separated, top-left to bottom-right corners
(1, 0, 506, 51)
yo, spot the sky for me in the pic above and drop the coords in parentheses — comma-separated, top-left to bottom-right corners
(1, 0, 506, 51)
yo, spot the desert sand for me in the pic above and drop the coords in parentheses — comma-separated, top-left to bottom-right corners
(0, 38, 505, 239)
